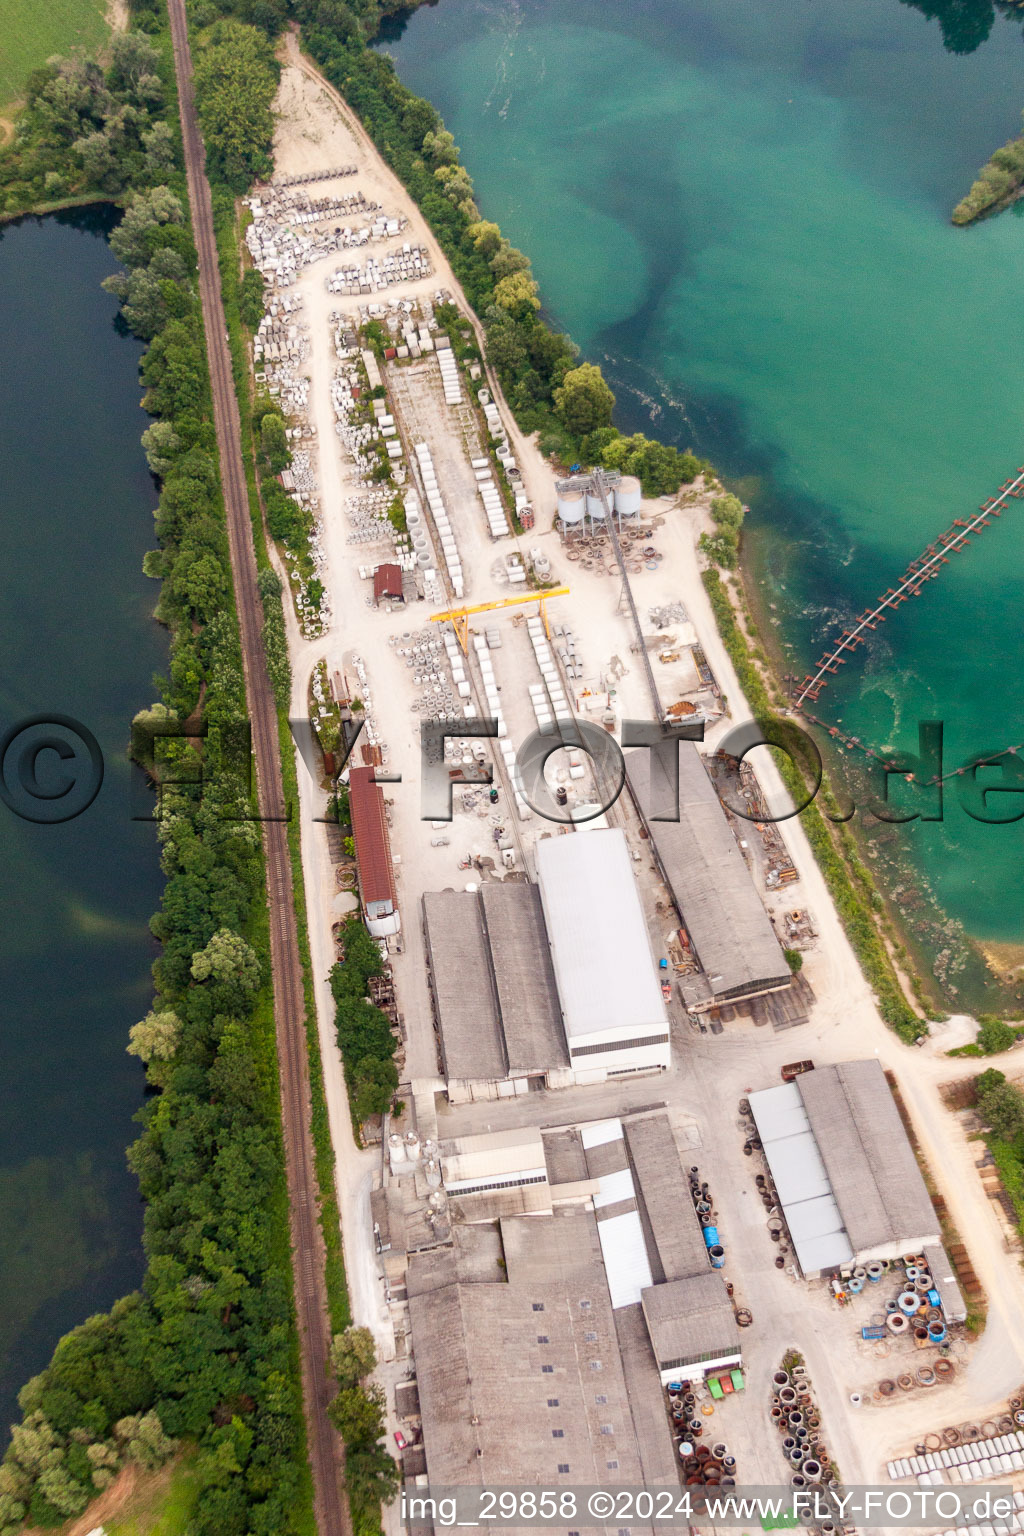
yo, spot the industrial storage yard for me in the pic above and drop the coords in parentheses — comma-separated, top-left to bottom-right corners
(255, 41, 1024, 1536)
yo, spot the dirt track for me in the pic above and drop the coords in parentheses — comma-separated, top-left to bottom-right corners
(165, 3, 347, 1532)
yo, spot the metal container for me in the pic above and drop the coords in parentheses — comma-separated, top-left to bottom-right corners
(708, 1245, 725, 1268)
(702, 1226, 720, 1248)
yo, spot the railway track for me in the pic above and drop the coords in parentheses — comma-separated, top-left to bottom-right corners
(165, 4, 347, 1532)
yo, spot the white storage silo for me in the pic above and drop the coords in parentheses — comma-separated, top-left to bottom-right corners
(586, 486, 607, 521)
(388, 1132, 408, 1174)
(614, 474, 642, 518)
(556, 487, 585, 526)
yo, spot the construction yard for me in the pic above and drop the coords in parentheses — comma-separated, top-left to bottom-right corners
(254, 41, 1024, 1536)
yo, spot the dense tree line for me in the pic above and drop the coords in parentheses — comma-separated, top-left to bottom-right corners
(0, 17, 318, 1536)
(326, 1329, 399, 1535)
(194, 20, 279, 191)
(329, 920, 400, 1126)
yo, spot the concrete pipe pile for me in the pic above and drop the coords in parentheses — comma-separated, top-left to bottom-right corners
(438, 347, 463, 405)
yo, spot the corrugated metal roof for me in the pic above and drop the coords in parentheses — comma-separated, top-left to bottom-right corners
(922, 1242, 967, 1323)
(441, 1127, 546, 1187)
(624, 1114, 711, 1281)
(535, 830, 668, 1042)
(422, 884, 568, 1085)
(372, 562, 403, 602)
(625, 742, 791, 1000)
(749, 1082, 854, 1274)
(752, 1064, 942, 1270)
(641, 1273, 741, 1368)
(613, 1304, 683, 1485)
(593, 1168, 636, 1209)
(596, 1209, 654, 1308)
(581, 1118, 623, 1150)
(348, 767, 396, 910)
(799, 1062, 939, 1255)
(480, 883, 568, 1072)
(423, 891, 507, 1082)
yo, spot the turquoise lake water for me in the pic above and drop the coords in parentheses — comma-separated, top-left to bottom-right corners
(384, 0, 1024, 1002)
(0, 211, 163, 1435)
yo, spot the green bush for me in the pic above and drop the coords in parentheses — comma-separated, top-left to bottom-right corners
(257, 566, 292, 708)
(976, 1015, 1021, 1054)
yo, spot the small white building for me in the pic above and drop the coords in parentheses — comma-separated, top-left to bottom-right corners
(535, 829, 670, 1080)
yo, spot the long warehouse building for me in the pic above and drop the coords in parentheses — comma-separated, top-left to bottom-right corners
(749, 1060, 965, 1318)
(349, 766, 400, 937)
(422, 884, 571, 1102)
(625, 741, 791, 1010)
(535, 829, 671, 1078)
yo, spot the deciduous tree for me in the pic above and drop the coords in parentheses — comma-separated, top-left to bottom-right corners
(553, 362, 615, 437)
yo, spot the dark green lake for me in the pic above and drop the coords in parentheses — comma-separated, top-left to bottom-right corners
(0, 210, 164, 1436)
(384, 0, 1024, 1005)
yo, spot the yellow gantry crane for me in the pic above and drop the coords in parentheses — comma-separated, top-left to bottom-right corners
(431, 587, 570, 652)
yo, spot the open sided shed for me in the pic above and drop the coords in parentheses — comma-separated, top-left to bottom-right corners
(625, 741, 790, 1009)
(750, 1061, 943, 1277)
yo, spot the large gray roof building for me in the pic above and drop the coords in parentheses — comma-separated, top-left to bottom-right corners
(422, 885, 569, 1102)
(749, 1060, 943, 1276)
(407, 1212, 650, 1496)
(799, 1060, 938, 1256)
(624, 1115, 712, 1281)
(403, 1115, 743, 1506)
(423, 890, 506, 1083)
(624, 741, 790, 1008)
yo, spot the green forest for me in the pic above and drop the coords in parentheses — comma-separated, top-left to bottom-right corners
(0, 0, 414, 1523)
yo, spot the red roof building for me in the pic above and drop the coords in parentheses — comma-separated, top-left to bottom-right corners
(373, 563, 404, 606)
(349, 766, 400, 936)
